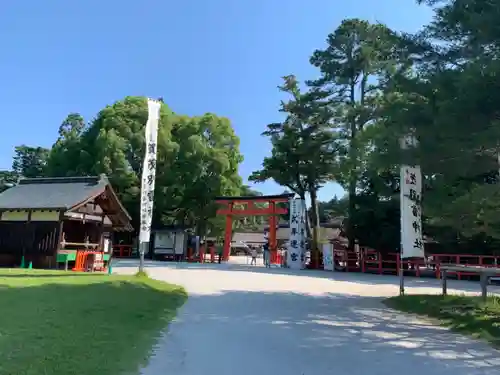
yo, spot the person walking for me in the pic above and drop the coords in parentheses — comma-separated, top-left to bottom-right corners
(263, 242, 271, 268)
(250, 247, 258, 266)
(217, 242, 224, 264)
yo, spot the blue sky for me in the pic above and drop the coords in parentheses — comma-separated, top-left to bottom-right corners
(0, 0, 433, 201)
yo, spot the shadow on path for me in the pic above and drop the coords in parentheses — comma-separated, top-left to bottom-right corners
(143, 288, 500, 375)
(114, 258, 500, 294)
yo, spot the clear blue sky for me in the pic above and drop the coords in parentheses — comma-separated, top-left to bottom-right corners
(0, 0, 433, 201)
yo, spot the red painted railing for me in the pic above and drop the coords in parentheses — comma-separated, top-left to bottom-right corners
(72, 250, 106, 272)
(431, 254, 500, 279)
(333, 248, 500, 279)
(112, 244, 133, 258)
(333, 249, 360, 272)
(112, 242, 500, 280)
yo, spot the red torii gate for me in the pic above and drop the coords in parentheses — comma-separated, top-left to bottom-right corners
(215, 193, 294, 261)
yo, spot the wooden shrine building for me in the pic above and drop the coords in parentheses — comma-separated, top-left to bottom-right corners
(0, 175, 132, 268)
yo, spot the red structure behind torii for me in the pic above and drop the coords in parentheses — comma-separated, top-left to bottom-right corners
(215, 193, 294, 261)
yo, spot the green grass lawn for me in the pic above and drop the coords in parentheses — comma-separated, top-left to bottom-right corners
(0, 269, 187, 375)
(385, 294, 500, 348)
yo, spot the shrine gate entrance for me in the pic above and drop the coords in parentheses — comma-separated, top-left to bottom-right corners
(215, 193, 294, 261)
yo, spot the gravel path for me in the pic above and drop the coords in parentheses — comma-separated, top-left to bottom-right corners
(115, 259, 500, 375)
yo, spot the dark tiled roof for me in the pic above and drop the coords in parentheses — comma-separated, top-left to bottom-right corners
(0, 175, 109, 210)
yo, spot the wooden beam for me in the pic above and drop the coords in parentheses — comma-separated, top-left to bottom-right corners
(69, 188, 105, 213)
(57, 211, 65, 269)
(216, 207, 288, 216)
(216, 197, 290, 204)
(214, 193, 294, 203)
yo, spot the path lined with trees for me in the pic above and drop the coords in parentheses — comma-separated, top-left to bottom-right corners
(1, 0, 499, 258)
(1, 0, 500, 372)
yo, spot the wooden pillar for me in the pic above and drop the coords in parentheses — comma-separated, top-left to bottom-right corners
(25, 210, 32, 266)
(57, 211, 65, 270)
(223, 202, 233, 261)
(99, 213, 105, 250)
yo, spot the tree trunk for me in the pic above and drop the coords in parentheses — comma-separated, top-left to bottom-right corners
(347, 82, 357, 251)
(309, 188, 321, 267)
(347, 179, 356, 251)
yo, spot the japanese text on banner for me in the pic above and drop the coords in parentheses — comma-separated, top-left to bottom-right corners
(400, 165, 424, 258)
(288, 198, 306, 268)
(139, 99, 162, 244)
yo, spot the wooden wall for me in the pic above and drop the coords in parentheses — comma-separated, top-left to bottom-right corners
(0, 221, 60, 267)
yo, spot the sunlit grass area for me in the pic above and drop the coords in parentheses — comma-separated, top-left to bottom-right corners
(0, 269, 187, 375)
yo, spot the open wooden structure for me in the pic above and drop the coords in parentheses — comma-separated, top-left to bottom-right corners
(215, 193, 294, 261)
(0, 175, 132, 269)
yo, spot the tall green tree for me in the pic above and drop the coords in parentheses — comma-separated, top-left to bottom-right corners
(233, 185, 265, 231)
(317, 195, 348, 223)
(309, 19, 399, 250)
(251, 75, 342, 259)
(158, 113, 243, 235)
(361, 1, 500, 251)
(12, 145, 49, 178)
(0, 170, 17, 193)
(417, 0, 500, 60)
(46, 113, 88, 177)
(44, 96, 244, 236)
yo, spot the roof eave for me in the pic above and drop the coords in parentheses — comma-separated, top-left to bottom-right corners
(0, 206, 67, 211)
(66, 177, 133, 229)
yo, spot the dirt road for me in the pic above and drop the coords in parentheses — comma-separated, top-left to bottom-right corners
(115, 260, 500, 375)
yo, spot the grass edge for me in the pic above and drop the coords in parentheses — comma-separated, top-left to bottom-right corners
(382, 295, 500, 349)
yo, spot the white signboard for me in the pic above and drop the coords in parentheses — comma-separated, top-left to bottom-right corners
(287, 198, 306, 269)
(322, 243, 334, 271)
(103, 238, 110, 253)
(400, 160, 424, 258)
(139, 99, 162, 244)
(153, 232, 175, 254)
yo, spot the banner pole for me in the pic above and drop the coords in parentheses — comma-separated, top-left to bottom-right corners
(399, 133, 424, 296)
(138, 98, 162, 274)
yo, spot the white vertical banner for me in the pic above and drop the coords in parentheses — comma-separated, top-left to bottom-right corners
(298, 199, 307, 268)
(322, 243, 334, 271)
(287, 198, 306, 269)
(139, 99, 162, 244)
(400, 135, 424, 259)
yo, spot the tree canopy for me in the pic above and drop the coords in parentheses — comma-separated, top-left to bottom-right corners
(2, 96, 246, 237)
(252, 4, 500, 255)
(4, 1, 500, 255)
